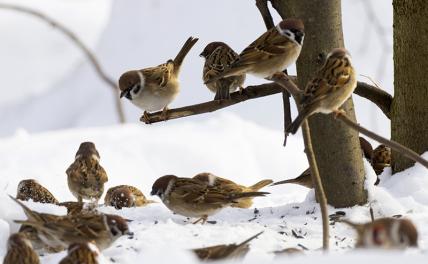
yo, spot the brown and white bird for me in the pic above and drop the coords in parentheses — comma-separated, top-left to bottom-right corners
(205, 19, 304, 83)
(66, 142, 108, 203)
(151, 175, 269, 224)
(3, 233, 40, 264)
(200, 42, 245, 100)
(192, 172, 272, 208)
(59, 242, 100, 264)
(287, 48, 357, 134)
(371, 144, 391, 176)
(19, 224, 65, 253)
(192, 231, 263, 261)
(16, 179, 59, 204)
(341, 217, 418, 249)
(104, 185, 156, 209)
(10, 196, 131, 250)
(271, 168, 313, 189)
(119, 37, 199, 121)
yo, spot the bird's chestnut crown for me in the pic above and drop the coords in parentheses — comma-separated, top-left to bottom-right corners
(151, 175, 177, 196)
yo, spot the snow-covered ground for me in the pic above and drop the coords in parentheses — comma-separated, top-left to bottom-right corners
(0, 116, 427, 263)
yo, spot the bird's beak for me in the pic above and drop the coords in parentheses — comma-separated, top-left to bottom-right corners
(119, 89, 128, 98)
(199, 52, 204, 58)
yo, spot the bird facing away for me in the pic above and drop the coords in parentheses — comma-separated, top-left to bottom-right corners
(3, 233, 40, 264)
(205, 18, 304, 84)
(192, 172, 272, 208)
(119, 37, 199, 121)
(104, 185, 156, 209)
(151, 175, 269, 224)
(16, 179, 59, 204)
(59, 242, 101, 264)
(66, 142, 108, 203)
(192, 231, 263, 261)
(10, 195, 131, 250)
(341, 217, 418, 249)
(287, 48, 357, 134)
(200, 42, 246, 100)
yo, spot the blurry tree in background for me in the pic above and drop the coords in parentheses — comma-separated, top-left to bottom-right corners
(391, 0, 428, 172)
(271, 0, 367, 207)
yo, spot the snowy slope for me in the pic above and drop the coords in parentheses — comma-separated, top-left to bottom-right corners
(0, 116, 427, 263)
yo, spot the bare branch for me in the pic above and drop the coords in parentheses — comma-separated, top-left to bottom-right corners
(354, 81, 392, 119)
(337, 113, 428, 170)
(255, 0, 275, 29)
(0, 3, 125, 123)
(142, 83, 282, 124)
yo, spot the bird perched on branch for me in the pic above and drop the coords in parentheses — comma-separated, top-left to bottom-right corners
(192, 231, 263, 261)
(104, 185, 156, 209)
(59, 242, 101, 264)
(151, 175, 269, 224)
(16, 179, 59, 204)
(205, 18, 304, 83)
(119, 37, 199, 122)
(10, 196, 131, 250)
(286, 48, 357, 134)
(340, 217, 418, 249)
(192, 172, 272, 208)
(3, 233, 40, 264)
(200, 42, 245, 100)
(66, 142, 108, 204)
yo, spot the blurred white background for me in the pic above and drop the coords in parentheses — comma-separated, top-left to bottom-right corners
(0, 0, 393, 138)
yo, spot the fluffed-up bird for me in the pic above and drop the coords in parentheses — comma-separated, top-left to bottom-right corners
(66, 142, 108, 203)
(119, 37, 199, 122)
(16, 179, 59, 204)
(151, 175, 269, 224)
(192, 231, 263, 261)
(340, 217, 418, 249)
(287, 48, 357, 134)
(59, 242, 101, 264)
(205, 18, 304, 83)
(2, 233, 40, 264)
(104, 185, 156, 209)
(200, 42, 245, 100)
(192, 172, 272, 208)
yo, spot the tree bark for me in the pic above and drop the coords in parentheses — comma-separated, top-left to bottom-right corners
(271, 0, 367, 207)
(391, 0, 428, 172)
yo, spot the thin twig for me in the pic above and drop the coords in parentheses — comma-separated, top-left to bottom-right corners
(142, 83, 282, 123)
(0, 3, 125, 123)
(337, 113, 428, 170)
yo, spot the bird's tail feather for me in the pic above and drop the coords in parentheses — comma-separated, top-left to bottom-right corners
(173, 36, 199, 72)
(248, 180, 273, 191)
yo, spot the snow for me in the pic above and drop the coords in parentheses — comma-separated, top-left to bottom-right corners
(0, 116, 427, 263)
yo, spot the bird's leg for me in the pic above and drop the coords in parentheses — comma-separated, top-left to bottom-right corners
(143, 111, 151, 124)
(192, 215, 208, 224)
(333, 109, 346, 118)
(161, 107, 169, 121)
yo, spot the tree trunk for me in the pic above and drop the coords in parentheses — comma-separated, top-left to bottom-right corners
(391, 0, 428, 172)
(271, 0, 367, 207)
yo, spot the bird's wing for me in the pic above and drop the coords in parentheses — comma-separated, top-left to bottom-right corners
(141, 63, 172, 88)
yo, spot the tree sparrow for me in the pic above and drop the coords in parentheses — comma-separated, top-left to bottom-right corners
(104, 185, 156, 209)
(200, 42, 246, 100)
(19, 224, 65, 253)
(16, 179, 59, 205)
(371, 144, 391, 176)
(192, 172, 272, 208)
(271, 168, 313, 189)
(10, 196, 131, 250)
(150, 175, 269, 224)
(341, 217, 418, 249)
(3, 233, 40, 264)
(119, 37, 199, 121)
(287, 48, 357, 134)
(192, 231, 263, 261)
(59, 242, 101, 264)
(205, 18, 304, 83)
(66, 142, 108, 203)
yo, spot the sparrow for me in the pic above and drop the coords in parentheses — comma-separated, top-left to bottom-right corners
(192, 172, 272, 208)
(66, 142, 108, 203)
(3, 233, 40, 264)
(59, 242, 100, 264)
(192, 231, 263, 261)
(341, 217, 418, 249)
(150, 175, 269, 224)
(205, 18, 304, 83)
(119, 37, 199, 121)
(371, 144, 391, 176)
(286, 48, 357, 134)
(271, 168, 313, 189)
(200, 42, 246, 100)
(10, 195, 131, 250)
(16, 179, 59, 204)
(19, 224, 65, 253)
(104, 185, 156, 209)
